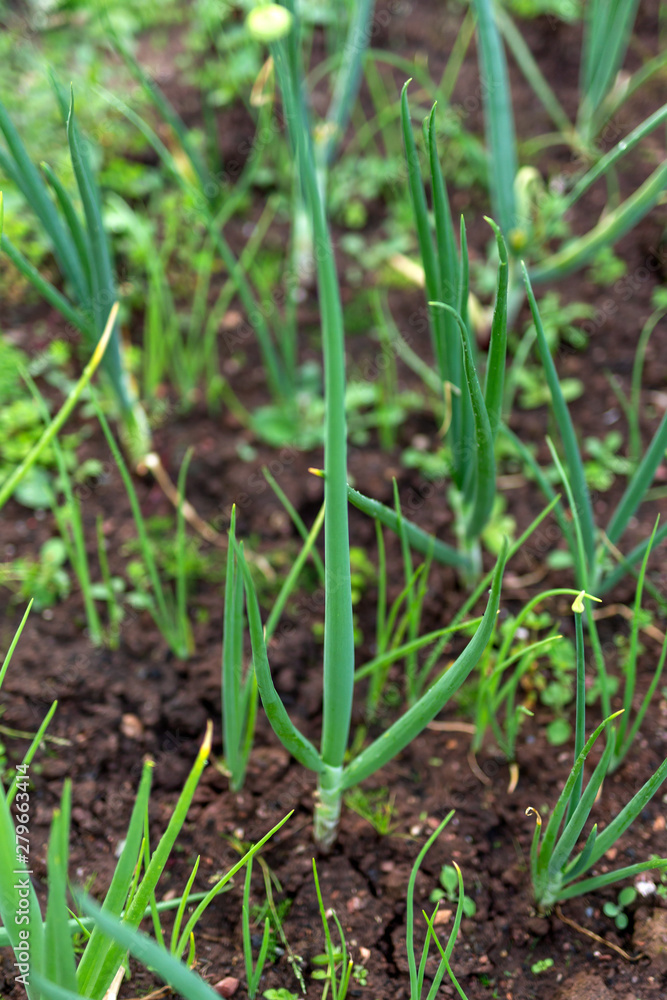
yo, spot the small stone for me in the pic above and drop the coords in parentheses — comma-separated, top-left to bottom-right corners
(347, 895, 364, 913)
(433, 908, 452, 926)
(359, 947, 371, 961)
(120, 714, 144, 740)
(214, 977, 239, 998)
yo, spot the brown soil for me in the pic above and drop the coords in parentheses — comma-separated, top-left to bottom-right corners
(1, 2, 667, 999)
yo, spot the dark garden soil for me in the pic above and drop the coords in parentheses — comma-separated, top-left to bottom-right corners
(1, 2, 667, 998)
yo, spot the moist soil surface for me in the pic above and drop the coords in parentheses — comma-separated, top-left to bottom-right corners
(2, 2, 667, 999)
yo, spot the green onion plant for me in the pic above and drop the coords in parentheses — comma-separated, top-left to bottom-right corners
(526, 591, 667, 911)
(0, 91, 149, 464)
(469, 589, 585, 765)
(610, 288, 667, 466)
(21, 372, 104, 644)
(227, 4, 507, 848)
(222, 507, 259, 792)
(471, 0, 667, 288)
(400, 88, 509, 578)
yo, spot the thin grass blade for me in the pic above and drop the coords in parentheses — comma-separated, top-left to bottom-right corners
(342, 541, 506, 789)
(44, 782, 78, 990)
(76, 762, 154, 994)
(0, 306, 115, 511)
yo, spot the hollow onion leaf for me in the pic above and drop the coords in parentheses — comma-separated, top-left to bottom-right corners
(523, 264, 595, 576)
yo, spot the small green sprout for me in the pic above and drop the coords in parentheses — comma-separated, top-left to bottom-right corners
(603, 886, 637, 930)
(531, 958, 554, 975)
(430, 865, 476, 918)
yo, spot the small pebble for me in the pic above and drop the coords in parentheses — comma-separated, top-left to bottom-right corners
(214, 977, 239, 998)
(120, 714, 144, 740)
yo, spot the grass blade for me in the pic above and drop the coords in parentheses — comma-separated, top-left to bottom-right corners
(342, 541, 507, 789)
(44, 782, 77, 990)
(0, 305, 115, 511)
(76, 762, 153, 994)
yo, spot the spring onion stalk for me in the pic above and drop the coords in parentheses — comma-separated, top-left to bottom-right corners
(52, 802, 290, 1000)
(578, 0, 641, 144)
(20, 367, 104, 643)
(528, 701, 667, 908)
(400, 93, 509, 573)
(312, 859, 354, 1000)
(561, 104, 667, 215)
(523, 267, 596, 580)
(471, 588, 587, 758)
(269, 2, 355, 845)
(470, 0, 518, 241)
(232, 5, 509, 848)
(494, 5, 574, 142)
(97, 40, 289, 403)
(94, 396, 193, 659)
(242, 859, 271, 999)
